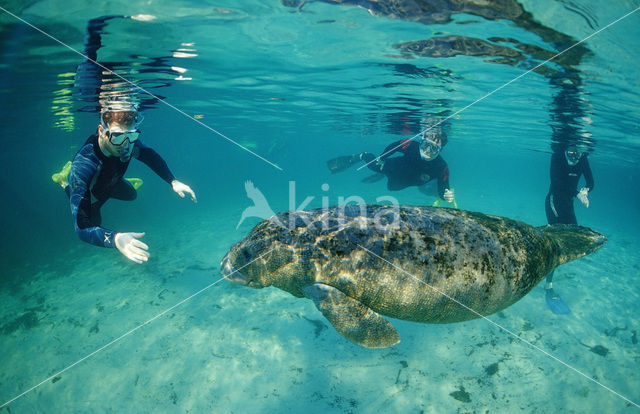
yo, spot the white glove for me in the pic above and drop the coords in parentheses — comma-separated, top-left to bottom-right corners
(172, 180, 197, 203)
(443, 188, 455, 203)
(130, 14, 156, 21)
(577, 187, 589, 208)
(115, 232, 149, 264)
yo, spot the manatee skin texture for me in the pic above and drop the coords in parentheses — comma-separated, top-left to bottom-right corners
(222, 205, 605, 324)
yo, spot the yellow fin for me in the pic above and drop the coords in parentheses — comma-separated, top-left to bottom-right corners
(125, 177, 144, 190)
(432, 188, 457, 209)
(51, 161, 72, 187)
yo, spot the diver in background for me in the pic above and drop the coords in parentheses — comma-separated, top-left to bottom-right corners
(544, 143, 593, 313)
(543, 71, 595, 314)
(327, 122, 454, 203)
(545, 144, 593, 225)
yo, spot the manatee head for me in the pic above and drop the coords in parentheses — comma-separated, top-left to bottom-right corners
(221, 220, 301, 293)
(221, 243, 261, 288)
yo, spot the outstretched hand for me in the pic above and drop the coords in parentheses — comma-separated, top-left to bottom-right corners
(577, 187, 589, 208)
(443, 188, 455, 203)
(115, 232, 149, 264)
(172, 180, 197, 203)
(130, 14, 156, 21)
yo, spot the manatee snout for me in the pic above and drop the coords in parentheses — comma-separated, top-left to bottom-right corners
(221, 252, 248, 285)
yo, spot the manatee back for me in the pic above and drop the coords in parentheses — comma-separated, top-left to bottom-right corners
(274, 205, 557, 323)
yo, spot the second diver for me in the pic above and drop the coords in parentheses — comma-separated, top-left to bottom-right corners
(328, 124, 455, 204)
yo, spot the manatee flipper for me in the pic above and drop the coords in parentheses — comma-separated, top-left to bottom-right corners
(303, 283, 400, 348)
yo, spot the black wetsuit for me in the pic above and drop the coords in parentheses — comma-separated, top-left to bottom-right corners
(67, 134, 175, 248)
(362, 139, 450, 199)
(66, 15, 180, 248)
(545, 151, 594, 225)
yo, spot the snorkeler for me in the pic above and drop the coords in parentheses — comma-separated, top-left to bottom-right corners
(327, 124, 454, 203)
(544, 143, 594, 313)
(52, 102, 196, 264)
(545, 144, 593, 225)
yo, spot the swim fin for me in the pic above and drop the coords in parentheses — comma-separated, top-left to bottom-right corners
(51, 161, 72, 188)
(432, 190, 458, 209)
(125, 177, 144, 190)
(545, 288, 571, 314)
(327, 154, 361, 174)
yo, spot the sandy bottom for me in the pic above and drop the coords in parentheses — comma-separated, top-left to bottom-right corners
(1, 206, 639, 413)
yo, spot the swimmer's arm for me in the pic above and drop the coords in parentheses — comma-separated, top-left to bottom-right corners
(68, 147, 117, 248)
(380, 139, 411, 160)
(581, 157, 594, 192)
(437, 162, 450, 199)
(134, 141, 176, 184)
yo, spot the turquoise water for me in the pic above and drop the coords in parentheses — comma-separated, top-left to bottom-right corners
(1, 0, 639, 412)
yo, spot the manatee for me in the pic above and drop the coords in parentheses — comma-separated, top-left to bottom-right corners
(391, 34, 589, 78)
(221, 205, 606, 348)
(283, 0, 590, 70)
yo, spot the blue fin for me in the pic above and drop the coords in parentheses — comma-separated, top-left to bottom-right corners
(545, 288, 571, 314)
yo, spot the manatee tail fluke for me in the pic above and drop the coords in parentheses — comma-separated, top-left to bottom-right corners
(539, 224, 606, 265)
(327, 154, 361, 174)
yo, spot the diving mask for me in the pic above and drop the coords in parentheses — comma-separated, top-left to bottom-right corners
(419, 137, 442, 160)
(565, 149, 582, 166)
(103, 124, 139, 146)
(101, 112, 143, 146)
